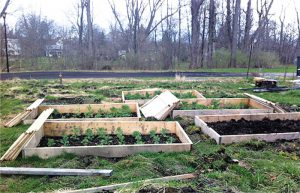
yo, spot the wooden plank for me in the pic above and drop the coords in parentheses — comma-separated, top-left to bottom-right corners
(4, 111, 32, 128)
(0, 167, 112, 176)
(38, 103, 138, 114)
(175, 122, 193, 144)
(244, 93, 286, 113)
(23, 143, 192, 159)
(26, 99, 44, 111)
(43, 121, 178, 136)
(194, 116, 221, 144)
(140, 91, 179, 120)
(63, 173, 196, 193)
(26, 108, 54, 133)
(173, 109, 273, 118)
(220, 132, 300, 144)
(197, 112, 300, 123)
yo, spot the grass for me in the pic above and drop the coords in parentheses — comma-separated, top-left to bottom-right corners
(0, 78, 299, 192)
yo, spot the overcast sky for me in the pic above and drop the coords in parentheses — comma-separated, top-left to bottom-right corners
(2, 0, 300, 31)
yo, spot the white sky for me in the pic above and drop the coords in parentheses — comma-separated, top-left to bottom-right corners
(2, 0, 300, 31)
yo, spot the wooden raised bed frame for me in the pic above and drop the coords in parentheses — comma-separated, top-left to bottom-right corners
(172, 98, 274, 118)
(22, 121, 192, 159)
(195, 113, 300, 144)
(23, 103, 141, 124)
(122, 89, 205, 105)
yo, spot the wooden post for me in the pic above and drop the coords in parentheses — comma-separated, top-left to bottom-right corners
(246, 44, 253, 79)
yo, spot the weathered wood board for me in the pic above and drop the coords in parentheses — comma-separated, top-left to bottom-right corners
(22, 121, 192, 159)
(122, 89, 205, 105)
(195, 113, 300, 144)
(173, 98, 274, 118)
(24, 103, 141, 124)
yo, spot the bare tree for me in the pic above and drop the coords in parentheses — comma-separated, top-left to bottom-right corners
(207, 0, 216, 68)
(190, 0, 204, 69)
(225, 0, 232, 49)
(0, 0, 10, 18)
(243, 0, 252, 50)
(85, 0, 95, 69)
(295, 7, 300, 57)
(229, 0, 241, 67)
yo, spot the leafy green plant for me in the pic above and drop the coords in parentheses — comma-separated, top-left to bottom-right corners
(150, 130, 160, 144)
(75, 107, 81, 118)
(95, 108, 105, 118)
(49, 109, 60, 119)
(166, 136, 175, 144)
(71, 127, 80, 140)
(84, 105, 94, 118)
(81, 137, 89, 146)
(85, 128, 94, 141)
(132, 131, 144, 144)
(97, 128, 112, 145)
(116, 127, 125, 145)
(173, 92, 196, 99)
(47, 138, 55, 147)
(160, 128, 169, 138)
(60, 134, 70, 146)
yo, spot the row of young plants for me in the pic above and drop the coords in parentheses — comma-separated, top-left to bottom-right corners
(125, 90, 162, 100)
(125, 91, 197, 100)
(179, 100, 249, 110)
(49, 105, 134, 119)
(46, 127, 177, 147)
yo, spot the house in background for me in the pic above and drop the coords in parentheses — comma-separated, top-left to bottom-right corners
(2, 38, 21, 56)
(46, 40, 63, 57)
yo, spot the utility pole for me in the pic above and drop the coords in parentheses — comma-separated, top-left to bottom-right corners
(3, 13, 9, 72)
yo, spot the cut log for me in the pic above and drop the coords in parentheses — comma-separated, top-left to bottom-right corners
(0, 167, 112, 176)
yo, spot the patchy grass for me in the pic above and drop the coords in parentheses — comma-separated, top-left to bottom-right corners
(0, 78, 299, 192)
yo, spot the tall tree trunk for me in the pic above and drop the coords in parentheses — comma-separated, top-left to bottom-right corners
(200, 7, 206, 67)
(86, 0, 94, 69)
(189, 0, 204, 69)
(207, 0, 216, 68)
(229, 0, 240, 68)
(243, 0, 252, 50)
(178, 0, 181, 63)
(225, 0, 232, 49)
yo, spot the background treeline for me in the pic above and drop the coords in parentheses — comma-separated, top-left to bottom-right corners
(1, 0, 300, 71)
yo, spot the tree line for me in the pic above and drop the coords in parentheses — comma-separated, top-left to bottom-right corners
(1, 0, 300, 71)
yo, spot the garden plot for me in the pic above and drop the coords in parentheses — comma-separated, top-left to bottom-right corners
(172, 98, 273, 118)
(195, 113, 300, 144)
(23, 103, 141, 124)
(122, 88, 205, 105)
(22, 121, 192, 159)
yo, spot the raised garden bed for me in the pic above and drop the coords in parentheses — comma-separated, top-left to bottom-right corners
(173, 98, 273, 118)
(122, 89, 205, 105)
(22, 121, 192, 158)
(23, 103, 141, 124)
(195, 113, 300, 144)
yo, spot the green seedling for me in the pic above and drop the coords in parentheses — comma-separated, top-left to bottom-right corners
(81, 137, 90, 146)
(84, 105, 94, 118)
(71, 127, 80, 140)
(85, 128, 94, 141)
(167, 136, 175, 144)
(116, 127, 125, 145)
(47, 138, 55, 147)
(149, 130, 160, 144)
(160, 128, 169, 138)
(60, 134, 70, 146)
(132, 131, 144, 144)
(97, 128, 112, 145)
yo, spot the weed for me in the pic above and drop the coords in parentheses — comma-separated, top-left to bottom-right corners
(47, 139, 55, 147)
(132, 131, 144, 144)
(116, 127, 125, 145)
